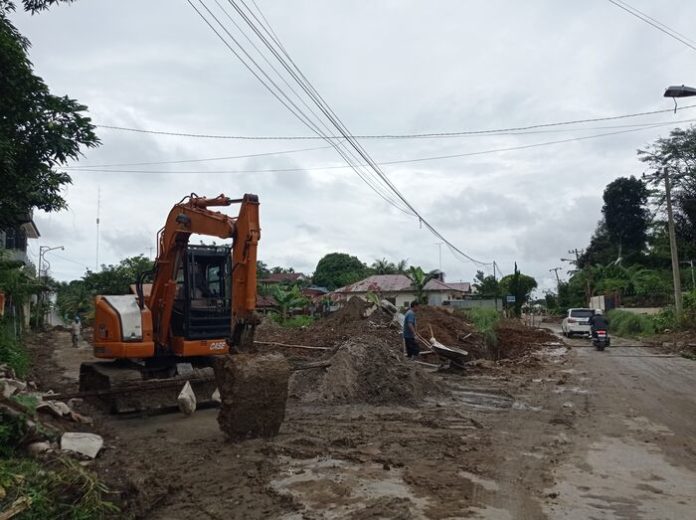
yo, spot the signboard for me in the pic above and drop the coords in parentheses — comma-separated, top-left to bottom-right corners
(506, 294, 516, 304)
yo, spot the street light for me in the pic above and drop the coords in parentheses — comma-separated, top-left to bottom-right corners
(35, 245, 64, 328)
(657, 84, 696, 315)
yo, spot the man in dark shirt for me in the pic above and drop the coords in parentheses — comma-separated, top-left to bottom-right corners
(588, 309, 609, 335)
(403, 301, 420, 359)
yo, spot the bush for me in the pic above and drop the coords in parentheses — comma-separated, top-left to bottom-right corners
(462, 308, 500, 357)
(0, 457, 119, 519)
(463, 308, 500, 333)
(0, 319, 29, 377)
(607, 309, 655, 337)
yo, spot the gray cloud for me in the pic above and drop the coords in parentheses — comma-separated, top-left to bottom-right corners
(12, 0, 695, 289)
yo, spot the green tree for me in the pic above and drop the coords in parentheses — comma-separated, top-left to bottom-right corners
(256, 261, 270, 279)
(313, 252, 369, 291)
(499, 264, 537, 316)
(1, 0, 99, 228)
(473, 270, 499, 298)
(371, 258, 396, 275)
(405, 266, 439, 304)
(602, 176, 650, 260)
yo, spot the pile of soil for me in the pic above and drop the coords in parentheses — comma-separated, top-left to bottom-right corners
(289, 335, 440, 405)
(413, 306, 485, 357)
(255, 303, 399, 350)
(495, 320, 559, 360)
(323, 296, 373, 324)
(214, 353, 291, 441)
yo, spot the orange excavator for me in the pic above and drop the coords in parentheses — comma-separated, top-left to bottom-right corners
(79, 193, 261, 412)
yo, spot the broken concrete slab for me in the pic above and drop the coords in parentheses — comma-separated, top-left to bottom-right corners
(177, 381, 197, 415)
(37, 400, 71, 418)
(0, 378, 26, 398)
(60, 432, 103, 459)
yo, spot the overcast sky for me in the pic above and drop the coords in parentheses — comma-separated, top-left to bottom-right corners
(12, 0, 696, 293)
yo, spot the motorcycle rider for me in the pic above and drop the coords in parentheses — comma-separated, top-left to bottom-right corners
(588, 309, 609, 338)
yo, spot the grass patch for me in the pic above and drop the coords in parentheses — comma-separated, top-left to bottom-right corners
(462, 308, 501, 357)
(272, 314, 314, 328)
(0, 319, 29, 377)
(0, 456, 119, 519)
(607, 309, 656, 337)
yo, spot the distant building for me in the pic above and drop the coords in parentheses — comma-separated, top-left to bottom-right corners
(0, 213, 40, 266)
(258, 272, 307, 288)
(331, 274, 470, 307)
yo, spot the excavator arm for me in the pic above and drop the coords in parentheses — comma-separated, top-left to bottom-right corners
(148, 193, 260, 350)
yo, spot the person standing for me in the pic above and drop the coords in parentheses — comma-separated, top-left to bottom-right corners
(71, 316, 81, 348)
(403, 301, 420, 359)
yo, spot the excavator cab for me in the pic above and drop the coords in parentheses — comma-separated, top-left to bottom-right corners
(172, 245, 232, 341)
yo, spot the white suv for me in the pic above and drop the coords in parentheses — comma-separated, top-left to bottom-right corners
(561, 308, 594, 337)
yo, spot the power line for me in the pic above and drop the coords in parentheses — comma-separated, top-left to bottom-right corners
(188, 0, 413, 214)
(66, 118, 696, 175)
(93, 103, 696, 141)
(67, 117, 696, 170)
(63, 143, 334, 169)
(610, 0, 696, 45)
(606, 0, 696, 53)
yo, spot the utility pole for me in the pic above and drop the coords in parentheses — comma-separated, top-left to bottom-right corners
(549, 267, 562, 292)
(681, 260, 695, 291)
(493, 261, 499, 311)
(664, 169, 683, 315)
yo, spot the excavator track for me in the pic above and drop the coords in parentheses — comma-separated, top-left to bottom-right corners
(79, 360, 218, 414)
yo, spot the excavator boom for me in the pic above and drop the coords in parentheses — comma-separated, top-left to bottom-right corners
(80, 193, 262, 413)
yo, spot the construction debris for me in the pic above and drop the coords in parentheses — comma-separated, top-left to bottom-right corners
(214, 353, 290, 441)
(177, 381, 197, 415)
(60, 432, 104, 459)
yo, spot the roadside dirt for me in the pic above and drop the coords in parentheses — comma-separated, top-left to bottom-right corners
(23, 316, 696, 519)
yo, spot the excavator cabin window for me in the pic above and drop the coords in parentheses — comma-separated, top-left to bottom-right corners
(171, 245, 232, 340)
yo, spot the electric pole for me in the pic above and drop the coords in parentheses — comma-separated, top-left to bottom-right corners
(549, 267, 562, 291)
(664, 169, 683, 315)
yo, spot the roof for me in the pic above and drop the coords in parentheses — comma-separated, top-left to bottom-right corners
(446, 282, 472, 293)
(334, 274, 467, 294)
(256, 295, 278, 308)
(259, 273, 306, 283)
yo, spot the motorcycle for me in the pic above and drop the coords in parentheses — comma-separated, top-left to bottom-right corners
(592, 329, 610, 351)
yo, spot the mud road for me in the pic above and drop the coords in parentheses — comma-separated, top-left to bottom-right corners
(27, 328, 696, 519)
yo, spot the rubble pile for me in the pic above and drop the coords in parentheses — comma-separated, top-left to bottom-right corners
(413, 306, 486, 357)
(289, 335, 441, 405)
(0, 363, 102, 459)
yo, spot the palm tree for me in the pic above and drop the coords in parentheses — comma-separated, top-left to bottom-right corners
(406, 266, 439, 304)
(371, 258, 395, 275)
(395, 259, 409, 273)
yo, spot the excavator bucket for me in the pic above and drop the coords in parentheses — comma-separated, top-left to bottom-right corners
(213, 353, 290, 441)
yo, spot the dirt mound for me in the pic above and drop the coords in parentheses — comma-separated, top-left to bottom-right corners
(496, 320, 558, 360)
(255, 303, 399, 351)
(414, 307, 486, 357)
(214, 353, 290, 441)
(325, 296, 373, 324)
(289, 335, 440, 405)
